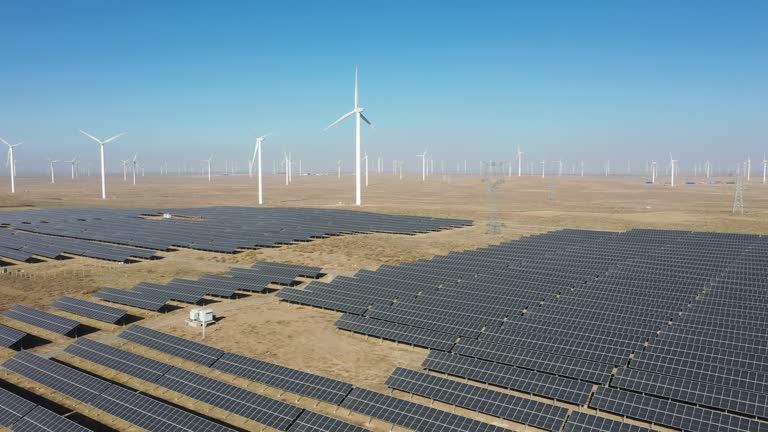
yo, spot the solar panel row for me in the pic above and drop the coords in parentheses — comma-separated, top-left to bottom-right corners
(0, 387, 91, 432)
(63, 338, 367, 431)
(0, 325, 26, 348)
(52, 296, 128, 324)
(2, 305, 80, 336)
(2, 351, 235, 432)
(0, 207, 469, 258)
(385, 368, 568, 431)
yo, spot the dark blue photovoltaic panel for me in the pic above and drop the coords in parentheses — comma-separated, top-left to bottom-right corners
(118, 325, 224, 366)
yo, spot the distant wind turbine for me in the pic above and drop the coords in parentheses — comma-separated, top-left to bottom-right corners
(79, 130, 126, 200)
(325, 65, 374, 206)
(1, 138, 21, 193)
(203, 156, 212, 183)
(132, 154, 138, 185)
(337, 160, 342, 179)
(669, 154, 677, 187)
(68, 157, 78, 180)
(363, 151, 369, 187)
(417, 150, 428, 181)
(517, 148, 523, 177)
(46, 158, 59, 184)
(251, 134, 270, 205)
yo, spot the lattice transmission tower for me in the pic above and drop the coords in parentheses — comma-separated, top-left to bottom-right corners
(732, 175, 744, 215)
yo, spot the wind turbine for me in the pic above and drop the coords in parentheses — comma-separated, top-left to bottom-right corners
(670, 154, 677, 187)
(203, 156, 212, 183)
(517, 148, 523, 177)
(284, 152, 290, 185)
(68, 157, 78, 180)
(651, 161, 657, 184)
(251, 134, 269, 205)
(363, 151, 369, 187)
(1, 138, 20, 193)
(120, 159, 129, 181)
(541, 160, 546, 178)
(79, 130, 126, 200)
(417, 150, 427, 181)
(325, 66, 374, 206)
(131, 154, 138, 185)
(337, 160, 342, 179)
(762, 154, 767, 185)
(46, 158, 59, 184)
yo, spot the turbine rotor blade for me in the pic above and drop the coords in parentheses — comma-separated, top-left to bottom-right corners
(79, 130, 102, 144)
(325, 111, 355, 130)
(360, 113, 373, 127)
(102, 132, 126, 144)
(0, 137, 9, 146)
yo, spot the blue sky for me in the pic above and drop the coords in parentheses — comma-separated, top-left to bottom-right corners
(1, 1, 767, 174)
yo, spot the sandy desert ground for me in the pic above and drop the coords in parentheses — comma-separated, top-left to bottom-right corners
(0, 173, 762, 431)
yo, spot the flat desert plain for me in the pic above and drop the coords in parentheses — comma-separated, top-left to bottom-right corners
(0, 173, 763, 431)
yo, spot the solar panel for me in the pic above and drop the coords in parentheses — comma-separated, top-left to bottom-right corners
(211, 352, 353, 405)
(166, 279, 237, 298)
(156, 367, 303, 431)
(90, 384, 236, 432)
(2, 351, 111, 403)
(0, 325, 26, 348)
(2, 305, 80, 336)
(287, 411, 370, 432)
(11, 406, 92, 432)
(336, 314, 456, 351)
(423, 351, 592, 406)
(92, 288, 167, 311)
(340, 388, 513, 432)
(118, 325, 224, 366)
(563, 412, 654, 432)
(252, 261, 324, 278)
(590, 387, 763, 432)
(0, 387, 36, 427)
(64, 338, 172, 383)
(276, 289, 371, 315)
(131, 283, 205, 304)
(385, 368, 568, 431)
(52, 296, 128, 324)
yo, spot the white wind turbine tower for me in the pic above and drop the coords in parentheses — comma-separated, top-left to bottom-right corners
(251, 134, 269, 205)
(517, 148, 523, 177)
(203, 156, 212, 183)
(669, 154, 677, 187)
(747, 156, 751, 182)
(363, 151, 369, 187)
(68, 157, 78, 179)
(580, 160, 584, 177)
(1, 138, 20, 194)
(79, 130, 126, 200)
(541, 160, 546, 178)
(557, 159, 563, 177)
(337, 160, 342, 179)
(762, 154, 767, 185)
(120, 159, 129, 181)
(325, 65, 374, 206)
(417, 150, 427, 181)
(284, 152, 290, 185)
(131, 154, 138, 185)
(651, 160, 657, 184)
(46, 158, 59, 184)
